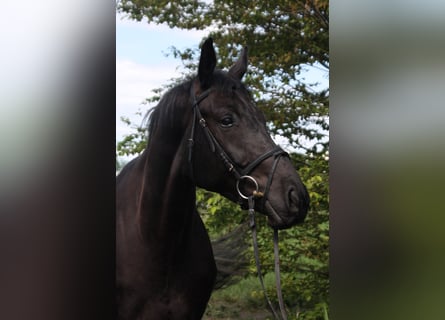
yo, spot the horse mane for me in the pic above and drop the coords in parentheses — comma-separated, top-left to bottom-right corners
(145, 79, 194, 142)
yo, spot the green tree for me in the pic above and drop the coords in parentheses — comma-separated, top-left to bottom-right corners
(117, 1, 329, 318)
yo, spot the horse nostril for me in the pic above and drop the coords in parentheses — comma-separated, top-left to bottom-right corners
(287, 185, 309, 223)
(288, 187, 299, 211)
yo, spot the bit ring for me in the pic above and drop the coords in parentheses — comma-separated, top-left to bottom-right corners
(236, 175, 259, 199)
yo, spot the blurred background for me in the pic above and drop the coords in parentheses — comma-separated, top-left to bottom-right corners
(331, 1, 445, 319)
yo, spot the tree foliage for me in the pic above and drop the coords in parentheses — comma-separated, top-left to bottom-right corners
(117, 0, 329, 318)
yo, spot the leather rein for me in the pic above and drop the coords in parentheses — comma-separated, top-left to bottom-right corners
(188, 88, 289, 320)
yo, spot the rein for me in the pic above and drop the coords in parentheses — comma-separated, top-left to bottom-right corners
(239, 179, 287, 320)
(189, 88, 289, 320)
(248, 196, 288, 320)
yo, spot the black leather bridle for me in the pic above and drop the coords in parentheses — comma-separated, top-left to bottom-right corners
(188, 88, 290, 320)
(188, 88, 288, 206)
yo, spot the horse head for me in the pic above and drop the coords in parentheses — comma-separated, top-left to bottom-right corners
(189, 38, 309, 229)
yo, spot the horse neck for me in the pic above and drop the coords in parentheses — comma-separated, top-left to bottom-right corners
(137, 127, 196, 246)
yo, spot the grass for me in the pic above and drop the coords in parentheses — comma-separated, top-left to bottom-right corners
(204, 273, 329, 320)
(203, 273, 277, 320)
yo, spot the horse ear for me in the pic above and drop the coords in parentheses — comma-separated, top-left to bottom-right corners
(198, 38, 217, 89)
(229, 46, 248, 80)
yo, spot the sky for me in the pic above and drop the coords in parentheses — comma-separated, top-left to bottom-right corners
(116, 13, 208, 147)
(116, 13, 329, 160)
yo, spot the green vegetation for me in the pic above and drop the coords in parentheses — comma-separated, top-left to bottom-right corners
(204, 273, 328, 320)
(117, 1, 328, 318)
(204, 274, 277, 319)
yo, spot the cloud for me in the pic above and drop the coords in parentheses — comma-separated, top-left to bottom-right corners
(117, 59, 176, 107)
(116, 58, 181, 142)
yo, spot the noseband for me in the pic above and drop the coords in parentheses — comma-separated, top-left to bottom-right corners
(188, 88, 290, 320)
(188, 88, 288, 207)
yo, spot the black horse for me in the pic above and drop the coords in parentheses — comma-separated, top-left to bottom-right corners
(116, 38, 309, 319)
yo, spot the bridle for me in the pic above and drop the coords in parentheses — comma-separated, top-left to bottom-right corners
(188, 88, 287, 203)
(188, 88, 290, 320)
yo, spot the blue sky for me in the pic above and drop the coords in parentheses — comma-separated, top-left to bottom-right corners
(117, 16, 206, 66)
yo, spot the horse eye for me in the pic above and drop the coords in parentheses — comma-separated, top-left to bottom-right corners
(219, 116, 234, 128)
